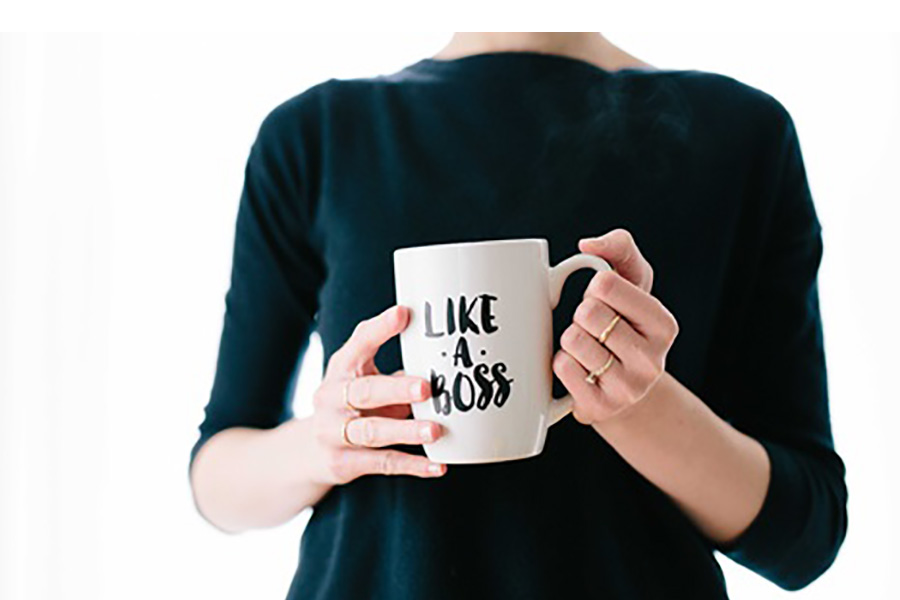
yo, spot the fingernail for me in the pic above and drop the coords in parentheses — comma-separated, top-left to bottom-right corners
(410, 381, 424, 399)
(427, 463, 444, 475)
(420, 424, 434, 442)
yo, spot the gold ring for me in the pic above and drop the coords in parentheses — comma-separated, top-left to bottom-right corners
(343, 378, 359, 412)
(585, 354, 615, 385)
(598, 314, 621, 345)
(341, 416, 360, 447)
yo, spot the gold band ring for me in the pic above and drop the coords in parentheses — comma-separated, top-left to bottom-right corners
(585, 353, 616, 385)
(598, 314, 621, 345)
(341, 416, 360, 447)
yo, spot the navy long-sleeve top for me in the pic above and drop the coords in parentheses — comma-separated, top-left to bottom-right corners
(190, 51, 848, 599)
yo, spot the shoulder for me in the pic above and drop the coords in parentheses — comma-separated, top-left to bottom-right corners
(255, 73, 400, 141)
(660, 71, 813, 222)
(653, 69, 791, 120)
(674, 70, 781, 101)
(254, 78, 334, 138)
(264, 70, 404, 118)
(250, 76, 364, 158)
(619, 68, 797, 160)
(664, 69, 795, 141)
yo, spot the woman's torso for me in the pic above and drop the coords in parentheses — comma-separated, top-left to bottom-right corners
(288, 52, 787, 600)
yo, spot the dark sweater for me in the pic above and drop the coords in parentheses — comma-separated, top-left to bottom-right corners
(190, 51, 848, 599)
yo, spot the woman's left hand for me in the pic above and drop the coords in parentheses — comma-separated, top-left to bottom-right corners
(553, 229, 680, 426)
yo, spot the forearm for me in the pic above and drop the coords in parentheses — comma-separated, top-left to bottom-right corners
(189, 417, 332, 533)
(593, 371, 771, 545)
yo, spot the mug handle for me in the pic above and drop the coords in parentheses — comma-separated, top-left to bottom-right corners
(545, 253, 613, 427)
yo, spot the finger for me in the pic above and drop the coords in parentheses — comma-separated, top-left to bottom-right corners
(316, 374, 430, 411)
(552, 350, 629, 423)
(367, 403, 412, 420)
(559, 322, 614, 373)
(578, 229, 653, 292)
(329, 305, 410, 377)
(572, 296, 648, 361)
(352, 449, 446, 478)
(572, 295, 665, 392)
(362, 369, 411, 417)
(565, 311, 658, 401)
(583, 270, 677, 341)
(345, 417, 442, 448)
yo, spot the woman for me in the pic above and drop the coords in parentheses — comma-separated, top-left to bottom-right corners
(189, 33, 847, 599)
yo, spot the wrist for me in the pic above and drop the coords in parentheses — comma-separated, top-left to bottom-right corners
(591, 371, 672, 437)
(272, 417, 329, 492)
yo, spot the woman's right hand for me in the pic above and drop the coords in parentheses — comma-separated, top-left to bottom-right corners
(308, 304, 447, 485)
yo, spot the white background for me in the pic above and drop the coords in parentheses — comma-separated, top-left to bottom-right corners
(1, 32, 898, 599)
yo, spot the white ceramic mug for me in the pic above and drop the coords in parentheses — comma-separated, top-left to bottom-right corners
(393, 238, 611, 464)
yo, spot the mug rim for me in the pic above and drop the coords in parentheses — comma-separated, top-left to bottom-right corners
(393, 237, 547, 257)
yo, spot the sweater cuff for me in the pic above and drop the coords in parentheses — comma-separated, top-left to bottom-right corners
(714, 436, 812, 589)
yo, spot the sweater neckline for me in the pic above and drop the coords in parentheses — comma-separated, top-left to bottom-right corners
(407, 50, 655, 78)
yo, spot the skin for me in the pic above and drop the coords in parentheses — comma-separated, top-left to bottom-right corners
(556, 230, 769, 544)
(190, 304, 445, 533)
(190, 33, 770, 545)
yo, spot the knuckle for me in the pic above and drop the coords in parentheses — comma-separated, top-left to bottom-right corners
(590, 271, 616, 296)
(385, 451, 404, 475)
(574, 297, 600, 326)
(552, 351, 578, 378)
(573, 410, 593, 426)
(404, 421, 421, 443)
(657, 311, 678, 343)
(654, 301, 676, 328)
(348, 377, 369, 407)
(609, 228, 634, 253)
(325, 351, 345, 375)
(668, 315, 680, 340)
(600, 271, 618, 294)
(379, 450, 395, 475)
(361, 418, 378, 446)
(560, 325, 580, 350)
(552, 350, 569, 373)
(614, 228, 634, 243)
(357, 377, 372, 404)
(351, 319, 368, 339)
(571, 398, 594, 425)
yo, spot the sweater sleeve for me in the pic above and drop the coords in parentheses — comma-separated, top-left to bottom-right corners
(712, 107, 848, 590)
(189, 97, 326, 472)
